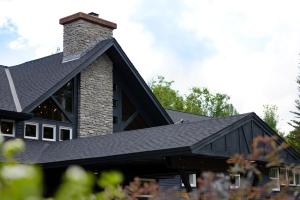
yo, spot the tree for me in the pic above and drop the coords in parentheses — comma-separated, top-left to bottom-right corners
(286, 72, 300, 151)
(185, 87, 238, 117)
(150, 76, 238, 117)
(262, 105, 279, 132)
(149, 76, 184, 111)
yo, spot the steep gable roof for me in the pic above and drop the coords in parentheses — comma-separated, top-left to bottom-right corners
(1, 39, 172, 124)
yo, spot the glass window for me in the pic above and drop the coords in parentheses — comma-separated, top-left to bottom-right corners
(269, 168, 280, 191)
(59, 127, 72, 141)
(53, 81, 73, 113)
(42, 125, 56, 141)
(181, 174, 197, 188)
(230, 174, 240, 189)
(296, 170, 300, 186)
(113, 116, 118, 124)
(280, 168, 287, 185)
(289, 169, 296, 186)
(0, 120, 15, 136)
(33, 98, 68, 122)
(113, 99, 118, 108)
(24, 122, 38, 139)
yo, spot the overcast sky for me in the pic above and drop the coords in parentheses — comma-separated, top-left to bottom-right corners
(0, 0, 299, 133)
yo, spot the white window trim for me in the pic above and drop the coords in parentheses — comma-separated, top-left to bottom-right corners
(0, 119, 15, 137)
(59, 126, 72, 141)
(279, 167, 289, 185)
(230, 174, 240, 189)
(296, 169, 300, 186)
(42, 124, 56, 141)
(24, 122, 39, 139)
(289, 169, 296, 186)
(181, 174, 197, 188)
(270, 168, 280, 192)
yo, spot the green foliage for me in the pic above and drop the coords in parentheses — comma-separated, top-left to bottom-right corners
(262, 104, 279, 132)
(185, 87, 238, 117)
(150, 76, 238, 117)
(286, 73, 300, 151)
(149, 76, 184, 111)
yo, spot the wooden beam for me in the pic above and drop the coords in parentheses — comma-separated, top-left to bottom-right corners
(50, 96, 74, 123)
(241, 126, 251, 154)
(122, 111, 138, 130)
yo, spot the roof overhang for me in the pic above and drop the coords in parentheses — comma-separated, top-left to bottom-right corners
(0, 109, 33, 120)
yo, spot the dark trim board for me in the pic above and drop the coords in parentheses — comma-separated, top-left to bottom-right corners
(0, 109, 32, 120)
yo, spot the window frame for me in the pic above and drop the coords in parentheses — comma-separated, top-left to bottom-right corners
(24, 122, 39, 140)
(289, 168, 296, 186)
(230, 174, 240, 189)
(42, 124, 56, 141)
(0, 119, 15, 137)
(269, 168, 280, 191)
(280, 167, 288, 186)
(59, 126, 72, 141)
(181, 173, 197, 188)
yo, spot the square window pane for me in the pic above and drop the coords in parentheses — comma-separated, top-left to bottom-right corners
(1, 121, 14, 135)
(289, 170, 295, 185)
(43, 126, 54, 140)
(60, 129, 71, 141)
(296, 173, 300, 185)
(25, 124, 37, 138)
(280, 168, 287, 185)
(269, 168, 279, 178)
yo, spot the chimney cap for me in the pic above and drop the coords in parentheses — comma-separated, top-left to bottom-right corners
(59, 12, 117, 29)
(88, 12, 99, 17)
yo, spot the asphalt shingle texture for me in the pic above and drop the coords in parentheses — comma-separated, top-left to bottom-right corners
(1, 39, 112, 111)
(0, 67, 16, 111)
(16, 113, 249, 164)
(166, 109, 211, 123)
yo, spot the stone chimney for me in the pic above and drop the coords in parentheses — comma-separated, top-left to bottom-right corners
(60, 12, 117, 62)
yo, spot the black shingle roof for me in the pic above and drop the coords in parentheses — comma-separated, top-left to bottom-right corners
(166, 109, 211, 123)
(8, 39, 112, 111)
(0, 67, 16, 111)
(16, 113, 250, 165)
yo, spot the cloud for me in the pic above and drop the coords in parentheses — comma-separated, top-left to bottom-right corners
(0, 0, 300, 133)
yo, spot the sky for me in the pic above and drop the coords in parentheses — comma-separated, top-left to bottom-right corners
(0, 0, 300, 133)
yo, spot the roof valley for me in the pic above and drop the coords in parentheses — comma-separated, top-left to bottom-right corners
(5, 68, 22, 112)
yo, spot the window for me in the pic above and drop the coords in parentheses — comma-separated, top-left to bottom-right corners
(42, 124, 56, 141)
(53, 81, 74, 113)
(59, 127, 72, 141)
(0, 120, 15, 137)
(280, 168, 288, 185)
(113, 99, 118, 108)
(230, 174, 240, 189)
(289, 169, 296, 186)
(24, 122, 38, 139)
(113, 116, 118, 124)
(33, 98, 67, 122)
(181, 174, 197, 188)
(269, 168, 280, 191)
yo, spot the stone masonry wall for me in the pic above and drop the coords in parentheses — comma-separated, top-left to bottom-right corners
(63, 19, 113, 62)
(78, 54, 113, 137)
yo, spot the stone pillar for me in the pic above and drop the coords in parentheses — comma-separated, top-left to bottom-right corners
(59, 12, 116, 136)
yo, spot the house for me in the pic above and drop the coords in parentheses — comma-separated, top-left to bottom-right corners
(0, 12, 299, 195)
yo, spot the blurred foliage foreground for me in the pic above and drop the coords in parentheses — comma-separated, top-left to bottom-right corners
(0, 135, 299, 200)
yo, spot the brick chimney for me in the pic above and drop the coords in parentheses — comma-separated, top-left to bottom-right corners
(60, 12, 117, 62)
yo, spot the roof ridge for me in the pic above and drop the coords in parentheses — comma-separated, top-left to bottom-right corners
(166, 109, 210, 117)
(10, 52, 63, 68)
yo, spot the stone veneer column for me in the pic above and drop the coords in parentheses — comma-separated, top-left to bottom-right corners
(78, 54, 113, 136)
(60, 12, 117, 136)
